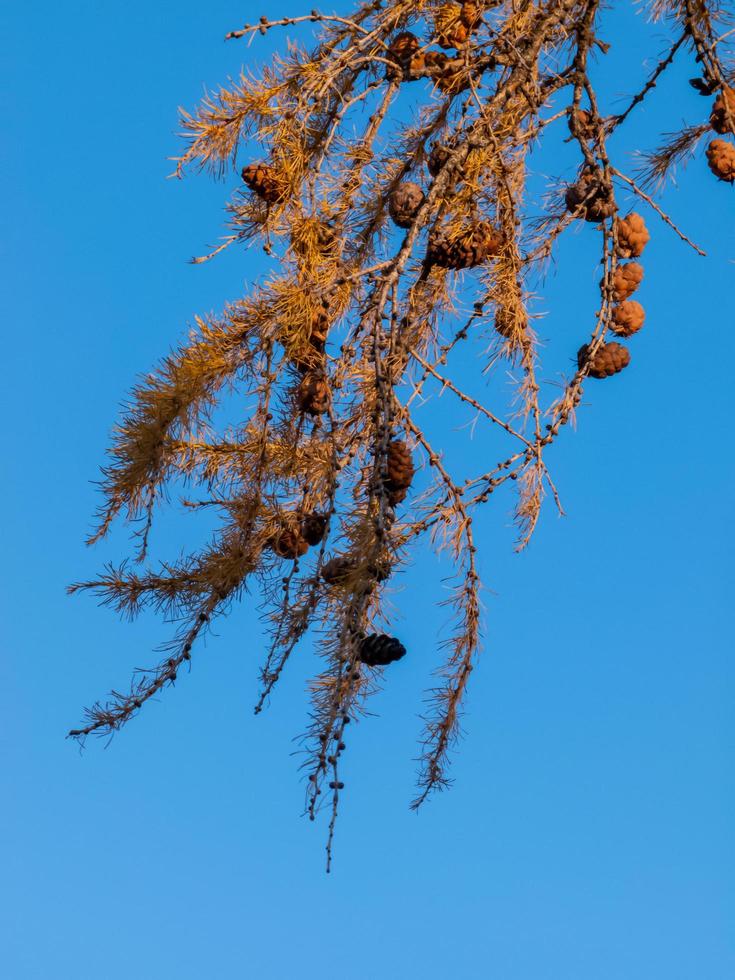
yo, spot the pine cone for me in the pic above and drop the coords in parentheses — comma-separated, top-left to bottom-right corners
(358, 633, 407, 667)
(427, 142, 461, 180)
(577, 341, 631, 379)
(427, 221, 502, 269)
(271, 526, 309, 559)
(706, 139, 735, 182)
(565, 171, 615, 222)
(567, 107, 597, 140)
(710, 87, 735, 134)
(610, 300, 645, 337)
(388, 182, 425, 228)
(616, 212, 649, 258)
(389, 31, 420, 63)
(241, 163, 289, 204)
(435, 4, 469, 49)
(609, 262, 644, 301)
(299, 512, 328, 547)
(297, 372, 331, 415)
(433, 57, 470, 95)
(387, 31, 420, 78)
(383, 440, 415, 504)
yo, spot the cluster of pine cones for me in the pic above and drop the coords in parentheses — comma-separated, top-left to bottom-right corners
(385, 2, 483, 92)
(705, 86, 735, 183)
(578, 211, 650, 379)
(270, 512, 328, 559)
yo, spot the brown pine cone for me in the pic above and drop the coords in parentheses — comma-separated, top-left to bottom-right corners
(388, 182, 425, 228)
(609, 262, 644, 301)
(427, 221, 502, 269)
(427, 142, 459, 179)
(616, 212, 650, 258)
(565, 171, 615, 222)
(271, 526, 309, 559)
(710, 87, 735, 134)
(577, 341, 631, 379)
(435, 3, 469, 48)
(433, 58, 470, 95)
(241, 163, 289, 204)
(385, 440, 415, 496)
(297, 372, 331, 415)
(567, 108, 597, 141)
(706, 139, 735, 182)
(358, 633, 407, 667)
(389, 31, 420, 62)
(610, 300, 645, 337)
(299, 512, 328, 547)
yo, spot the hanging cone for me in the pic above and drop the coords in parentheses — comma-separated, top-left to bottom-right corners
(241, 163, 289, 204)
(610, 300, 645, 337)
(388, 182, 425, 228)
(577, 342, 631, 378)
(706, 139, 735, 182)
(565, 171, 615, 222)
(427, 222, 502, 269)
(271, 525, 309, 559)
(609, 262, 644, 301)
(297, 372, 331, 415)
(567, 107, 597, 140)
(710, 87, 735, 134)
(299, 513, 328, 547)
(358, 633, 407, 667)
(385, 440, 415, 494)
(616, 212, 650, 258)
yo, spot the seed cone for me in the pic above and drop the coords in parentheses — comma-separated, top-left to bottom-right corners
(435, 3, 469, 49)
(271, 526, 309, 559)
(710, 87, 735, 134)
(297, 372, 331, 415)
(706, 139, 735, 182)
(241, 163, 289, 204)
(384, 439, 415, 498)
(565, 171, 615, 222)
(389, 182, 425, 228)
(616, 212, 650, 258)
(610, 300, 645, 337)
(358, 633, 407, 667)
(427, 221, 503, 269)
(610, 262, 644, 301)
(427, 142, 463, 180)
(578, 341, 631, 378)
(389, 31, 419, 62)
(300, 513, 328, 546)
(567, 107, 597, 140)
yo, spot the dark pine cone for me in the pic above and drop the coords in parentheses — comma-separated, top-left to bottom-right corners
(565, 171, 615, 222)
(427, 222, 502, 270)
(577, 341, 631, 379)
(388, 182, 425, 229)
(241, 163, 289, 204)
(384, 439, 415, 496)
(427, 142, 454, 178)
(358, 633, 407, 667)
(300, 512, 328, 546)
(297, 372, 331, 415)
(271, 526, 309, 559)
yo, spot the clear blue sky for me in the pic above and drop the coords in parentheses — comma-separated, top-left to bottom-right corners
(2, 2, 733, 978)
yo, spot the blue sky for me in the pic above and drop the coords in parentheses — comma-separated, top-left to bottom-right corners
(2, 2, 733, 978)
